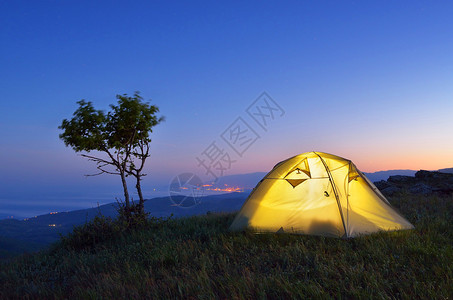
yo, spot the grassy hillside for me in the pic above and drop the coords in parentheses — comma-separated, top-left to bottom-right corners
(1, 193, 452, 299)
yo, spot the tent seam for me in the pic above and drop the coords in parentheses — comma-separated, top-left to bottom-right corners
(314, 152, 348, 238)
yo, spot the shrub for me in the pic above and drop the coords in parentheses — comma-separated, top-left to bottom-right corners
(60, 204, 172, 251)
(116, 202, 150, 230)
(60, 215, 124, 250)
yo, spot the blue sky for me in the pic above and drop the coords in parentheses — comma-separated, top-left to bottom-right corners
(1, 1, 452, 217)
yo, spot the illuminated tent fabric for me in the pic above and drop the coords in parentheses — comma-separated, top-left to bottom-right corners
(230, 152, 414, 238)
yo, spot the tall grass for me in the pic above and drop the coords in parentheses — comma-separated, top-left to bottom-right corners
(1, 193, 452, 299)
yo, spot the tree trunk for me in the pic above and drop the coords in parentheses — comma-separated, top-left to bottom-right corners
(120, 171, 130, 208)
(136, 176, 145, 214)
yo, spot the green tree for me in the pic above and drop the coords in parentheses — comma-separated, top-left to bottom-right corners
(59, 92, 164, 217)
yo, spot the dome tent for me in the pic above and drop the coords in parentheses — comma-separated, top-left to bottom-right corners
(230, 152, 413, 238)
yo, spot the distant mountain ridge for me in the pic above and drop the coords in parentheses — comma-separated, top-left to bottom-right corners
(363, 170, 418, 182)
(210, 169, 420, 188)
(215, 168, 453, 187)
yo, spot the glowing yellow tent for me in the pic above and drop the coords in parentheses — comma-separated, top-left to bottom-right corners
(230, 152, 414, 237)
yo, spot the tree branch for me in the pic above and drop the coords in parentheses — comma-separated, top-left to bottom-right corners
(104, 148, 119, 166)
(126, 140, 150, 178)
(80, 153, 115, 166)
(85, 163, 121, 176)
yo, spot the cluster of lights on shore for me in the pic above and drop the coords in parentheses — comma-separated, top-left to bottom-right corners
(202, 184, 244, 192)
(179, 183, 245, 193)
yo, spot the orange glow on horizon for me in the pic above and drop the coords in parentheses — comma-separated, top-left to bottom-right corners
(177, 184, 246, 193)
(226, 149, 453, 175)
(205, 187, 244, 192)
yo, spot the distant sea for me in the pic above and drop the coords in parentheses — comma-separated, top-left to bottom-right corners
(0, 189, 170, 220)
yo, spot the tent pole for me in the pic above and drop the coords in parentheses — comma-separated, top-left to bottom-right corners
(314, 152, 348, 238)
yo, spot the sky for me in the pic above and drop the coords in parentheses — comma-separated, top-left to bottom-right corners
(1, 1, 452, 217)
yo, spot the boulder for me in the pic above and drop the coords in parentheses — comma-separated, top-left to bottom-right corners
(415, 170, 453, 180)
(409, 183, 432, 195)
(374, 180, 391, 190)
(381, 186, 402, 196)
(375, 170, 453, 197)
(388, 175, 414, 183)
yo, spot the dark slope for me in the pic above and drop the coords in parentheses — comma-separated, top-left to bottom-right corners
(0, 192, 249, 257)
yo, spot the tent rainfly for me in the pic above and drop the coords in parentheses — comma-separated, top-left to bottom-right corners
(230, 152, 414, 238)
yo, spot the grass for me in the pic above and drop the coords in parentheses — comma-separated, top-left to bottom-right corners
(0, 193, 452, 299)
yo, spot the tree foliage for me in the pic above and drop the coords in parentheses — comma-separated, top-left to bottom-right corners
(59, 92, 164, 218)
(59, 100, 107, 152)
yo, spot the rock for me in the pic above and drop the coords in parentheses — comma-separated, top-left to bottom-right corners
(381, 186, 401, 196)
(415, 170, 433, 179)
(415, 170, 453, 180)
(374, 170, 453, 197)
(388, 175, 414, 183)
(409, 183, 432, 195)
(374, 180, 391, 190)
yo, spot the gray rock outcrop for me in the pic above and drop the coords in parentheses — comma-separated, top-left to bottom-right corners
(374, 170, 453, 196)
